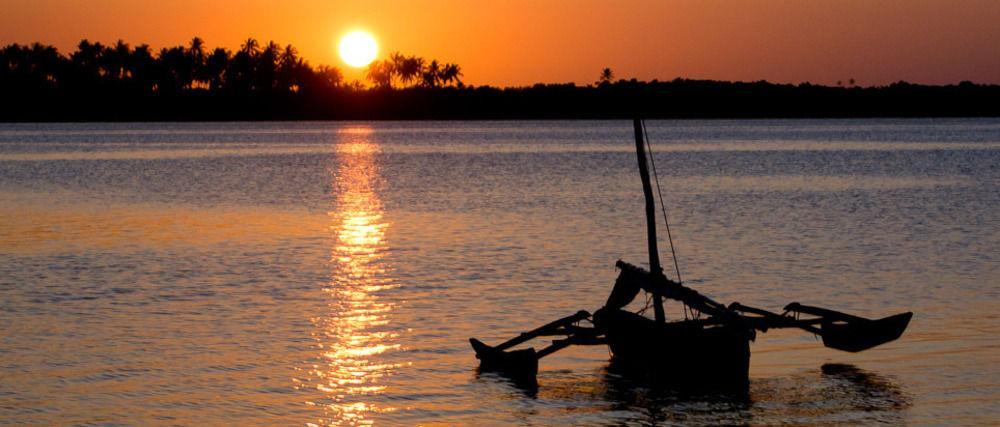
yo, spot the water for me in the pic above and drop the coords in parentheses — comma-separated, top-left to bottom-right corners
(0, 119, 997, 426)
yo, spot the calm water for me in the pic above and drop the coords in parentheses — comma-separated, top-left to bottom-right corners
(0, 119, 997, 426)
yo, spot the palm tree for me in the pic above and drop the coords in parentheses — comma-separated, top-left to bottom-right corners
(365, 60, 393, 89)
(421, 60, 441, 88)
(157, 45, 191, 93)
(228, 38, 260, 93)
(130, 44, 156, 93)
(255, 41, 280, 92)
(398, 55, 424, 88)
(28, 43, 61, 89)
(103, 40, 130, 81)
(278, 44, 300, 92)
(204, 47, 230, 91)
(598, 67, 614, 85)
(3, 43, 61, 92)
(439, 63, 463, 87)
(1, 45, 28, 92)
(388, 52, 407, 86)
(71, 39, 104, 84)
(314, 65, 343, 89)
(240, 38, 260, 57)
(188, 37, 207, 88)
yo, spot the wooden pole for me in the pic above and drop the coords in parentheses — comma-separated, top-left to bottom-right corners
(633, 119, 665, 324)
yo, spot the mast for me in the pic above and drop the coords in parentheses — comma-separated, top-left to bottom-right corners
(633, 118, 666, 324)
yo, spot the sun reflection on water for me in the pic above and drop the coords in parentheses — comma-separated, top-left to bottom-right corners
(304, 127, 400, 426)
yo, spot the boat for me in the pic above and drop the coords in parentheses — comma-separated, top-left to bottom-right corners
(469, 119, 912, 390)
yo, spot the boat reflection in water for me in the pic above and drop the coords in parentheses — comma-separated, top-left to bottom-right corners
(490, 362, 909, 425)
(304, 127, 400, 426)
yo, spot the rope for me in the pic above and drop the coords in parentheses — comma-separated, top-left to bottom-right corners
(636, 291, 653, 316)
(641, 120, 683, 285)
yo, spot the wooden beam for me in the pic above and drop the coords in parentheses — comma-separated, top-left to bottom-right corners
(493, 310, 591, 351)
(784, 303, 869, 323)
(536, 335, 608, 359)
(729, 302, 822, 334)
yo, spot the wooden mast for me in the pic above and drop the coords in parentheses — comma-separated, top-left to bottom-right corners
(633, 118, 666, 324)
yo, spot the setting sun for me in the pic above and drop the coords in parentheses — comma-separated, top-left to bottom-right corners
(338, 31, 378, 68)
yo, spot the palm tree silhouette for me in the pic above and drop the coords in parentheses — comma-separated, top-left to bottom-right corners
(3, 43, 62, 92)
(401, 56, 425, 88)
(29, 43, 62, 89)
(315, 65, 343, 89)
(365, 60, 393, 89)
(188, 37, 207, 89)
(422, 60, 441, 88)
(1, 36, 480, 116)
(278, 44, 300, 92)
(388, 52, 407, 87)
(71, 39, 105, 87)
(205, 47, 230, 91)
(158, 45, 191, 93)
(440, 63, 463, 87)
(102, 40, 130, 82)
(255, 41, 281, 93)
(240, 38, 260, 57)
(130, 44, 156, 93)
(228, 38, 260, 93)
(598, 67, 614, 85)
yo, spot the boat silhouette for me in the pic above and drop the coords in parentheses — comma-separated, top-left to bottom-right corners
(470, 119, 912, 390)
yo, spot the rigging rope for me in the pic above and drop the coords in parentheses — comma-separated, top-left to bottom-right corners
(640, 120, 683, 286)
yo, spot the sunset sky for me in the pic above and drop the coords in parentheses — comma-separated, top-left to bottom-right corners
(2, 0, 999, 86)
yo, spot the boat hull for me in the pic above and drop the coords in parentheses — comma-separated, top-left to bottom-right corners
(594, 308, 751, 390)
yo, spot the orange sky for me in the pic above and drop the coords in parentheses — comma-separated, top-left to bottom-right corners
(2, 0, 998, 86)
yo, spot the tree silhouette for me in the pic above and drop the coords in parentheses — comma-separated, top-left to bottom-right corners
(422, 60, 441, 88)
(598, 67, 614, 85)
(255, 41, 281, 93)
(440, 63, 463, 87)
(0, 43, 62, 93)
(278, 44, 303, 92)
(70, 39, 104, 88)
(158, 45, 191, 93)
(400, 56, 425, 88)
(365, 60, 393, 89)
(188, 37, 207, 88)
(388, 52, 408, 87)
(314, 65, 343, 89)
(240, 38, 260, 57)
(6, 35, 988, 122)
(227, 38, 259, 92)
(104, 40, 130, 81)
(204, 47, 230, 91)
(130, 44, 156, 93)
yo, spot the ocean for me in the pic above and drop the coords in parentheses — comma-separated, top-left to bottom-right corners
(1, 119, 997, 425)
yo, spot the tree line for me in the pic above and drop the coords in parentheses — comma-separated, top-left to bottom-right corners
(365, 53, 462, 89)
(0, 37, 466, 97)
(2, 37, 998, 121)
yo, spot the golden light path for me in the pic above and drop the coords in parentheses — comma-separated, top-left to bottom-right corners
(305, 126, 400, 426)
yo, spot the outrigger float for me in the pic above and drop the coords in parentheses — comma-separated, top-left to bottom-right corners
(470, 119, 912, 389)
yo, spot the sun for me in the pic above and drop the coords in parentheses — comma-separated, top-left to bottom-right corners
(338, 31, 378, 68)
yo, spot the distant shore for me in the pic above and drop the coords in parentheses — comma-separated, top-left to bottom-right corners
(3, 39, 998, 121)
(4, 78, 999, 122)
(5, 79, 1000, 122)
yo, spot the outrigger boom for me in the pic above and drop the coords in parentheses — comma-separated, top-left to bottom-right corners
(470, 119, 912, 388)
